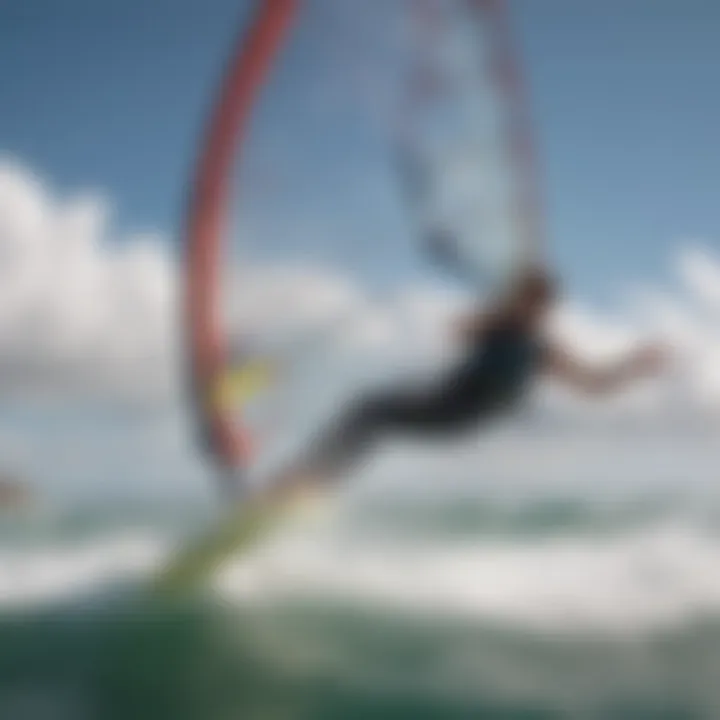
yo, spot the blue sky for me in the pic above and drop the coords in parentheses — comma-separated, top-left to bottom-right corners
(0, 0, 243, 234)
(1, 1, 720, 499)
(0, 0, 720, 306)
(516, 0, 720, 301)
(1, 0, 718, 305)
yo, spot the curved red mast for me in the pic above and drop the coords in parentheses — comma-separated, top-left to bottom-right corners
(184, 0, 298, 479)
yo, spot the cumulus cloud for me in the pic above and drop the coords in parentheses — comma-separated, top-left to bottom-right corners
(1, 156, 720, 429)
(0, 157, 177, 403)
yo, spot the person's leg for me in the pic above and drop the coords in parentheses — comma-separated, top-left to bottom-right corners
(311, 389, 440, 473)
(268, 375, 486, 500)
(264, 389, 428, 498)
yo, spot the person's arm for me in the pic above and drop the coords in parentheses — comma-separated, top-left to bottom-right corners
(543, 343, 665, 395)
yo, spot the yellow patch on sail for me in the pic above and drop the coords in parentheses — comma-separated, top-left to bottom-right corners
(212, 359, 278, 411)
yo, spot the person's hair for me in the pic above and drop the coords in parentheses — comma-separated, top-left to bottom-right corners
(515, 266, 557, 306)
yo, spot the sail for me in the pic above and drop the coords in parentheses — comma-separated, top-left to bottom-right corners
(182, 0, 544, 490)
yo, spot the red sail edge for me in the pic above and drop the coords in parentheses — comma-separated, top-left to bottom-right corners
(184, 0, 299, 473)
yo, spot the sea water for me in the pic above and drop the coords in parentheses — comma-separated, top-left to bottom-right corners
(2, 429, 720, 719)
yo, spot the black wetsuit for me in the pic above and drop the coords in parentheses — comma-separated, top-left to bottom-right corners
(303, 323, 545, 477)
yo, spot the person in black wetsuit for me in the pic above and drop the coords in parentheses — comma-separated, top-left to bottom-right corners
(267, 241, 664, 499)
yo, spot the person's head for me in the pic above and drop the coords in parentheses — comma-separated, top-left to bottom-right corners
(505, 266, 558, 324)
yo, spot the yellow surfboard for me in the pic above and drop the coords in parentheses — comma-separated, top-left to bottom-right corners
(151, 485, 329, 597)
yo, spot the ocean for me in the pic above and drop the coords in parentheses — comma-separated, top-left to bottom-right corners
(2, 433, 720, 720)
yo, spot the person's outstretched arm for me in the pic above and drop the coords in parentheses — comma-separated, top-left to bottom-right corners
(543, 343, 665, 395)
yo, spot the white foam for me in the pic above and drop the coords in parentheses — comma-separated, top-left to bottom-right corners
(0, 532, 167, 609)
(215, 522, 720, 635)
(3, 515, 720, 636)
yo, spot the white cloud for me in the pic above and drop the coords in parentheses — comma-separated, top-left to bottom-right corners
(1, 156, 720, 504)
(0, 157, 177, 402)
(1, 155, 720, 427)
(678, 245, 720, 312)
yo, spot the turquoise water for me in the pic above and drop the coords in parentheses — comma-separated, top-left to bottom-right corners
(2, 490, 720, 719)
